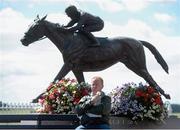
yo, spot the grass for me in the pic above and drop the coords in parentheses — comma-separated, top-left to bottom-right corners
(170, 113, 180, 118)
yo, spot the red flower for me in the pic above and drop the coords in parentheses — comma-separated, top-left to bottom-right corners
(153, 93, 160, 98)
(45, 104, 52, 112)
(147, 86, 155, 94)
(47, 83, 54, 91)
(155, 97, 162, 105)
(38, 98, 45, 104)
(81, 89, 89, 96)
(71, 79, 77, 83)
(60, 86, 66, 91)
(58, 79, 65, 84)
(144, 93, 150, 98)
(135, 90, 143, 97)
(73, 98, 81, 105)
(53, 89, 60, 96)
(49, 93, 56, 100)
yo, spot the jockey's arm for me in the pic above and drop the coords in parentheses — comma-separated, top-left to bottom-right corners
(64, 19, 77, 28)
(67, 19, 84, 31)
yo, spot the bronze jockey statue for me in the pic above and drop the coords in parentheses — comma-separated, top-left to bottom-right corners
(64, 5, 104, 47)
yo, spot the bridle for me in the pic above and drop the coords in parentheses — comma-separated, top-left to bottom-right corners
(37, 36, 47, 41)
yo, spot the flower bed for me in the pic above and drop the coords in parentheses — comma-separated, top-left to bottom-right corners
(37, 78, 168, 122)
(110, 82, 168, 122)
(37, 78, 91, 114)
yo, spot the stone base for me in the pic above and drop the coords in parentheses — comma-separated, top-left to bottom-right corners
(110, 116, 180, 129)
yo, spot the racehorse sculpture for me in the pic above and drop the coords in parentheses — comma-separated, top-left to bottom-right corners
(21, 15, 170, 99)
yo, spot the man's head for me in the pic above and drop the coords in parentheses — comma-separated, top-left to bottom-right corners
(91, 76, 104, 95)
(65, 5, 79, 19)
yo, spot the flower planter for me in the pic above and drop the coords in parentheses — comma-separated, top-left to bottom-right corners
(40, 120, 75, 125)
(109, 116, 180, 129)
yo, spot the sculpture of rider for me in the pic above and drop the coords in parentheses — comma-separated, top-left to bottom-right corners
(63, 5, 104, 47)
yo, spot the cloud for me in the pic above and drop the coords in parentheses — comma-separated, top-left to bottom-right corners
(95, 0, 123, 13)
(0, 8, 30, 34)
(121, 0, 148, 11)
(148, 0, 177, 3)
(28, 0, 81, 8)
(80, 0, 148, 12)
(96, 19, 164, 41)
(154, 13, 175, 23)
(0, 0, 150, 13)
(46, 12, 69, 24)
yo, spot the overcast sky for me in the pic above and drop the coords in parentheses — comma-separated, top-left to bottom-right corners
(0, 0, 180, 104)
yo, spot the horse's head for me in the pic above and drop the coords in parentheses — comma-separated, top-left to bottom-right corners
(21, 15, 47, 46)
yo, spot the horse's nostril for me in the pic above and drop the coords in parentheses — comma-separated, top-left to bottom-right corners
(20, 38, 25, 43)
(20, 38, 29, 46)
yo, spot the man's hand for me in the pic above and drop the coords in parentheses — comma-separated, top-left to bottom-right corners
(90, 91, 102, 105)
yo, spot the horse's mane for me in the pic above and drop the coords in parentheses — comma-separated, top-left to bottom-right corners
(44, 20, 71, 35)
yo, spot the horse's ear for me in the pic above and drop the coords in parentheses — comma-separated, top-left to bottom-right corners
(37, 15, 40, 20)
(34, 14, 40, 22)
(41, 15, 47, 21)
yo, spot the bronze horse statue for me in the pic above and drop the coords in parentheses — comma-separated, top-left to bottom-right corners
(21, 15, 170, 100)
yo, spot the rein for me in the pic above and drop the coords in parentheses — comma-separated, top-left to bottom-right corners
(37, 36, 47, 41)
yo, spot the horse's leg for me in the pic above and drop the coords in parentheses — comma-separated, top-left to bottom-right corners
(123, 61, 170, 99)
(32, 63, 71, 103)
(138, 69, 170, 99)
(53, 63, 71, 83)
(72, 70, 85, 83)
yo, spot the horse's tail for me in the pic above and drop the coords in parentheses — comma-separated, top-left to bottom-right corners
(140, 40, 169, 74)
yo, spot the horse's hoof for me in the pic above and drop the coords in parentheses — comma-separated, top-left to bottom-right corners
(32, 98, 38, 103)
(165, 94, 171, 99)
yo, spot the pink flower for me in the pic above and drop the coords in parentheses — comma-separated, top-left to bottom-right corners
(38, 98, 45, 104)
(49, 93, 56, 100)
(71, 79, 77, 83)
(47, 83, 54, 91)
(44, 104, 52, 112)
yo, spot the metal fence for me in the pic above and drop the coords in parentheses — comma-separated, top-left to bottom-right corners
(0, 102, 40, 114)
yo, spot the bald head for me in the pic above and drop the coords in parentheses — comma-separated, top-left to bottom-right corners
(91, 76, 104, 95)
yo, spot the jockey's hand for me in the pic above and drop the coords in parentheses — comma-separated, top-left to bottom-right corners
(56, 23, 61, 28)
(62, 24, 68, 28)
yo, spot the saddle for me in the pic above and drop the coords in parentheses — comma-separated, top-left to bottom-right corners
(73, 31, 108, 46)
(63, 32, 110, 63)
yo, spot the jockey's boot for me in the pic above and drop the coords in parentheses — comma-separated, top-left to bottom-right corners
(89, 35, 100, 47)
(80, 30, 100, 47)
(87, 32, 100, 47)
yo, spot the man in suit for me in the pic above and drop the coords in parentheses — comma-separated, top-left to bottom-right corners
(75, 76, 111, 129)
